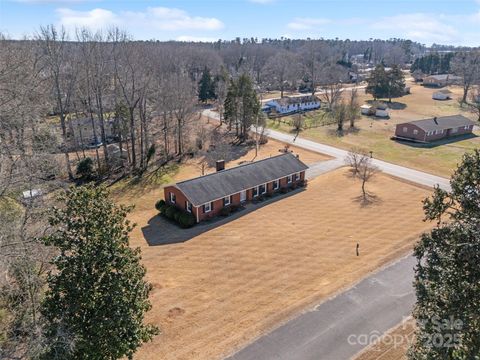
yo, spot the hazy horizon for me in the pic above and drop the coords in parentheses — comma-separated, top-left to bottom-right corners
(1, 0, 479, 47)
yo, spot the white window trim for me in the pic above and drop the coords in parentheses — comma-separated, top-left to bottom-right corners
(204, 202, 212, 213)
(253, 186, 259, 198)
(287, 175, 293, 184)
(403, 127, 408, 133)
(224, 196, 231, 206)
(295, 172, 300, 181)
(185, 201, 192, 213)
(260, 183, 267, 194)
(273, 179, 280, 190)
(413, 129, 418, 135)
(170, 192, 176, 204)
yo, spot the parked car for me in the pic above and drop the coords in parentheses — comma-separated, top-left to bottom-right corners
(85, 141, 103, 149)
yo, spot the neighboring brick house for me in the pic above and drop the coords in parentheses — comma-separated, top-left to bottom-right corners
(163, 153, 309, 223)
(423, 74, 461, 87)
(395, 115, 476, 143)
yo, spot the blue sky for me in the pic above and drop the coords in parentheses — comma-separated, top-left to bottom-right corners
(0, 0, 479, 46)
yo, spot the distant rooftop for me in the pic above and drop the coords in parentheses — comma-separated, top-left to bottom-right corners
(273, 95, 320, 106)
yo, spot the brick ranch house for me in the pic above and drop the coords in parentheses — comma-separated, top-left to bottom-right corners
(394, 115, 476, 143)
(164, 153, 309, 223)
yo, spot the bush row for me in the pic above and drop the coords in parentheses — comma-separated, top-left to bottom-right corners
(155, 199, 195, 228)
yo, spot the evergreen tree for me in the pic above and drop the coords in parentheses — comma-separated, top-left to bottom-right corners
(366, 64, 405, 102)
(409, 150, 480, 360)
(40, 185, 158, 360)
(224, 74, 261, 139)
(386, 65, 406, 102)
(198, 67, 216, 102)
(365, 64, 389, 100)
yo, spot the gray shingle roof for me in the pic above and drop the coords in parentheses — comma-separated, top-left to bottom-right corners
(276, 95, 320, 106)
(426, 74, 461, 81)
(174, 153, 309, 206)
(403, 115, 476, 132)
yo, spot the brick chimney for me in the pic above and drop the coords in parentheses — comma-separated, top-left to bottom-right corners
(216, 160, 225, 172)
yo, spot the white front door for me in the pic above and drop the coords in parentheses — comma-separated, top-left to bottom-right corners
(240, 190, 247, 202)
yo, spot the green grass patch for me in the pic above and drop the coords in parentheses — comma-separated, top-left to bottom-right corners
(267, 119, 480, 178)
(109, 164, 180, 197)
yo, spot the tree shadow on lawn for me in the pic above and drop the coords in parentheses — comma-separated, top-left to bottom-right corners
(326, 126, 361, 138)
(366, 99, 407, 110)
(352, 193, 382, 208)
(393, 133, 478, 149)
(141, 187, 306, 246)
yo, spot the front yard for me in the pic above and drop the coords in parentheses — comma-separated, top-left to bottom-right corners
(121, 164, 433, 360)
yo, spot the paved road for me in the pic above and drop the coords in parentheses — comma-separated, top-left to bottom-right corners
(227, 255, 417, 360)
(202, 109, 450, 191)
(201, 109, 448, 360)
(256, 127, 451, 191)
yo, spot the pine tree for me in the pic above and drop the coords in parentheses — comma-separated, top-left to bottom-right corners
(198, 68, 216, 103)
(409, 150, 480, 360)
(224, 74, 261, 139)
(40, 185, 158, 360)
(386, 65, 405, 102)
(366, 64, 405, 102)
(366, 64, 389, 100)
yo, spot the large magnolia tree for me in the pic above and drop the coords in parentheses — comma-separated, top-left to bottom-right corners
(40, 185, 158, 359)
(409, 150, 480, 360)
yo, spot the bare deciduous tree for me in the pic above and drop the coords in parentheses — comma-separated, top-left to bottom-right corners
(346, 149, 378, 203)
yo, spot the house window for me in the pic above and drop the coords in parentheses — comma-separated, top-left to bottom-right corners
(403, 127, 408, 133)
(451, 127, 458, 133)
(169, 192, 176, 204)
(259, 183, 267, 194)
(185, 201, 192, 213)
(287, 175, 293, 184)
(295, 172, 301, 181)
(203, 202, 212, 213)
(223, 196, 231, 206)
(413, 129, 418, 135)
(273, 179, 280, 190)
(436, 129, 443, 135)
(252, 187, 259, 198)
(464, 125, 470, 130)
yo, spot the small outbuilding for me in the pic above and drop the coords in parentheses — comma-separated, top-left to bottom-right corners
(375, 103, 389, 118)
(360, 104, 373, 115)
(432, 89, 452, 100)
(394, 115, 476, 143)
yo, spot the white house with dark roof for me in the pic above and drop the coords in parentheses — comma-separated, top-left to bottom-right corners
(265, 95, 321, 115)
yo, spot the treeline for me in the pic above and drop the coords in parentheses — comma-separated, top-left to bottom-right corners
(410, 52, 456, 75)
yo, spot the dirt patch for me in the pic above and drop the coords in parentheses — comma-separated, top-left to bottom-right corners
(354, 319, 415, 360)
(125, 168, 432, 360)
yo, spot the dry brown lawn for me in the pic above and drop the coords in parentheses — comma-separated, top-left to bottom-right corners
(120, 162, 433, 360)
(354, 319, 415, 360)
